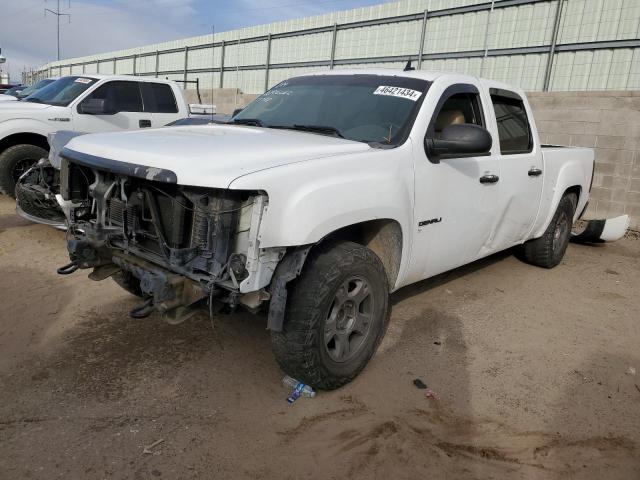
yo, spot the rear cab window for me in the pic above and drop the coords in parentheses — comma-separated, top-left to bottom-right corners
(490, 89, 533, 154)
(141, 82, 179, 113)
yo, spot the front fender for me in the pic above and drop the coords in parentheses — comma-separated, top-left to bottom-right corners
(0, 119, 53, 142)
(228, 145, 415, 287)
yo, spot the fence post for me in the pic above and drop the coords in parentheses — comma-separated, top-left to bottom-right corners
(219, 40, 225, 88)
(133, 54, 137, 76)
(417, 9, 428, 69)
(183, 46, 189, 84)
(480, 0, 495, 76)
(543, 0, 565, 91)
(264, 33, 272, 92)
(155, 50, 159, 78)
(329, 23, 338, 69)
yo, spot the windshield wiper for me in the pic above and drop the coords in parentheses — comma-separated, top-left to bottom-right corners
(24, 97, 43, 103)
(229, 118, 264, 127)
(270, 124, 345, 139)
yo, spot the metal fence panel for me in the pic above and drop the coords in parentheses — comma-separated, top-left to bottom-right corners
(24, 0, 640, 93)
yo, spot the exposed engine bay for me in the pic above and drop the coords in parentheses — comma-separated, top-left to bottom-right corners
(59, 151, 284, 323)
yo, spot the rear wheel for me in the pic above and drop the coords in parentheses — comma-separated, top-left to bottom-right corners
(518, 193, 577, 268)
(271, 241, 390, 390)
(0, 144, 48, 198)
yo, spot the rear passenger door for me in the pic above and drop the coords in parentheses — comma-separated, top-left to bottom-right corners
(140, 82, 181, 127)
(74, 80, 152, 132)
(487, 88, 544, 249)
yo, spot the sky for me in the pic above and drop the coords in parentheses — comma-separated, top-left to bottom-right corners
(0, 0, 390, 82)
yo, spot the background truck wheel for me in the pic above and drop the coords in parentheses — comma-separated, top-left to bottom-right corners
(112, 271, 143, 297)
(0, 145, 48, 198)
(518, 193, 577, 268)
(271, 241, 390, 390)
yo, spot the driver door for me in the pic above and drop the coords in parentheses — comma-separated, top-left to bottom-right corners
(410, 84, 501, 280)
(72, 81, 151, 133)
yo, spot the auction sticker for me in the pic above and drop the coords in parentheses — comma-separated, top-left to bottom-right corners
(75, 78, 93, 84)
(373, 86, 422, 101)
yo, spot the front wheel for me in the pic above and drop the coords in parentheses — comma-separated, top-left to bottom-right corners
(271, 241, 390, 390)
(518, 193, 577, 268)
(0, 144, 48, 198)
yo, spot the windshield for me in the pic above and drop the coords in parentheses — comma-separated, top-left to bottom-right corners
(24, 76, 97, 106)
(234, 74, 430, 147)
(18, 79, 55, 99)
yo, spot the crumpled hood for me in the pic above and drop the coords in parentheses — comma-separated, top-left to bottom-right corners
(63, 124, 372, 187)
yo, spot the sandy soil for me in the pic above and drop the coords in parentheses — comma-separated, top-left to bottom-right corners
(0, 194, 639, 480)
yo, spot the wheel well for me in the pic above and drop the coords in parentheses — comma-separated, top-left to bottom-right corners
(0, 133, 49, 155)
(564, 185, 581, 208)
(320, 219, 403, 288)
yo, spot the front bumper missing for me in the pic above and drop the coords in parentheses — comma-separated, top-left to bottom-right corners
(572, 215, 630, 243)
(110, 252, 207, 322)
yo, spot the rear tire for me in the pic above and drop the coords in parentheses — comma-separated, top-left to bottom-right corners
(519, 193, 577, 268)
(0, 144, 48, 198)
(271, 241, 390, 390)
(112, 271, 143, 297)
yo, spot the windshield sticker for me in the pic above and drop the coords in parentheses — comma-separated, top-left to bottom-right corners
(373, 86, 422, 101)
(75, 78, 92, 84)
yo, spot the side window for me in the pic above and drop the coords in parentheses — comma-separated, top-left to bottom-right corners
(431, 92, 484, 139)
(140, 83, 179, 113)
(82, 81, 143, 113)
(490, 94, 532, 154)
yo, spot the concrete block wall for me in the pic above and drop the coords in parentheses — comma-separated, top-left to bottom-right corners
(528, 91, 640, 230)
(184, 88, 260, 114)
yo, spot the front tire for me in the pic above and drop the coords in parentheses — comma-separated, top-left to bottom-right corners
(271, 241, 390, 390)
(519, 193, 577, 268)
(0, 144, 48, 198)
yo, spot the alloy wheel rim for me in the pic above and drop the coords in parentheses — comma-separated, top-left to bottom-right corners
(553, 211, 569, 252)
(324, 276, 374, 363)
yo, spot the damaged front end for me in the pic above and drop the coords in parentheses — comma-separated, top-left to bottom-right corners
(15, 159, 67, 228)
(59, 148, 284, 323)
(15, 131, 87, 229)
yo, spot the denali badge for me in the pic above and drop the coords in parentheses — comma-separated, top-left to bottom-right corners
(419, 218, 442, 227)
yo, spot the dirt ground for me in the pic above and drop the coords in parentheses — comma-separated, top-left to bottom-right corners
(0, 195, 639, 480)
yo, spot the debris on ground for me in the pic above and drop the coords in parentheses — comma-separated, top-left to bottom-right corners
(413, 378, 428, 389)
(626, 367, 636, 376)
(283, 375, 316, 404)
(425, 388, 438, 400)
(143, 439, 165, 455)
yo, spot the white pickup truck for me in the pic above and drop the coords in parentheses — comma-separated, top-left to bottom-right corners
(56, 70, 617, 389)
(0, 74, 205, 197)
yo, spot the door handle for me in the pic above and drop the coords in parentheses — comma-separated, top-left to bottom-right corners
(479, 174, 499, 184)
(528, 168, 543, 177)
(139, 119, 152, 128)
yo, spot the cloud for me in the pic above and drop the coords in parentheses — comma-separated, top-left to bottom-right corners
(0, 0, 201, 81)
(0, 0, 388, 82)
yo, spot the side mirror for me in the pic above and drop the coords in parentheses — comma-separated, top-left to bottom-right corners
(232, 107, 243, 117)
(424, 123, 492, 160)
(79, 98, 113, 115)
